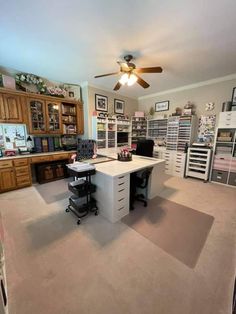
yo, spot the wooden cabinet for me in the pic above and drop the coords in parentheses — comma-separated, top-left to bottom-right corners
(46, 101, 62, 134)
(0, 158, 31, 192)
(0, 88, 84, 135)
(27, 98, 47, 134)
(0, 168, 16, 192)
(77, 103, 84, 134)
(0, 93, 23, 123)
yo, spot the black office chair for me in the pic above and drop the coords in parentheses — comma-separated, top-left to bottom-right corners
(135, 139, 154, 157)
(130, 139, 154, 210)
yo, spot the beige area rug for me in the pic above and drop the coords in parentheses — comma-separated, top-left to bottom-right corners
(34, 178, 71, 204)
(122, 196, 214, 268)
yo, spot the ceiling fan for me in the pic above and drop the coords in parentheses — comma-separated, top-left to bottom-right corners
(94, 54, 163, 91)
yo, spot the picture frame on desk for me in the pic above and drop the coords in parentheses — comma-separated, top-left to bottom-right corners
(114, 99, 125, 114)
(155, 100, 169, 112)
(95, 94, 108, 112)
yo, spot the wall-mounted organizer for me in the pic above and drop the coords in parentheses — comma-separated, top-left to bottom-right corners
(147, 118, 168, 141)
(185, 147, 212, 181)
(210, 112, 236, 187)
(92, 117, 131, 149)
(131, 116, 147, 146)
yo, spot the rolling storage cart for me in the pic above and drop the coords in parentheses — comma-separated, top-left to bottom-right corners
(66, 164, 98, 224)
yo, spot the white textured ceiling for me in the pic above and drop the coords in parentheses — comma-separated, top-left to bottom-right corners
(1, 0, 236, 99)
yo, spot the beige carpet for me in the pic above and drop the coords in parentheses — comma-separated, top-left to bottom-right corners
(0, 176, 235, 314)
(34, 178, 71, 204)
(122, 196, 214, 268)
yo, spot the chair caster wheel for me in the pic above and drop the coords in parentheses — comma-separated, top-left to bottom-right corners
(65, 207, 69, 212)
(95, 211, 98, 216)
(77, 219, 81, 225)
(144, 202, 147, 207)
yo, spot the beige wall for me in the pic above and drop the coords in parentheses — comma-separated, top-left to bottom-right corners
(138, 78, 236, 128)
(82, 84, 139, 138)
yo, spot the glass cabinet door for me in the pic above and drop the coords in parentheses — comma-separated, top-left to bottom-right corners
(28, 99, 46, 133)
(46, 102, 61, 133)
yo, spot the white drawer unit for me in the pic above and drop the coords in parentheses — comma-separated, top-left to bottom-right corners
(186, 147, 212, 181)
(218, 111, 236, 128)
(153, 147, 186, 177)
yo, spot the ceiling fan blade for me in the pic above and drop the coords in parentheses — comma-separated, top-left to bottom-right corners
(94, 72, 119, 78)
(136, 75, 150, 89)
(113, 82, 122, 91)
(135, 67, 163, 73)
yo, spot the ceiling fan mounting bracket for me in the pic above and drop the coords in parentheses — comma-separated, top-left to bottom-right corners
(124, 54, 134, 63)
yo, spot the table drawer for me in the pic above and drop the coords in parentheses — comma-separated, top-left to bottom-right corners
(52, 154, 69, 161)
(15, 166, 30, 177)
(31, 155, 53, 163)
(0, 160, 13, 169)
(211, 170, 228, 184)
(13, 159, 28, 167)
(114, 175, 129, 189)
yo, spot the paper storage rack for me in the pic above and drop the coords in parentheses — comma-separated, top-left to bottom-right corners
(186, 147, 212, 181)
(177, 116, 196, 151)
(166, 116, 179, 150)
(147, 118, 168, 140)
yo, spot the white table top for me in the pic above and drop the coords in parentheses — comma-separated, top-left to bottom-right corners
(94, 148, 165, 177)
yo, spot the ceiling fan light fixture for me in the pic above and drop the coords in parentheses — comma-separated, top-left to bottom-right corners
(127, 73, 138, 86)
(119, 73, 129, 85)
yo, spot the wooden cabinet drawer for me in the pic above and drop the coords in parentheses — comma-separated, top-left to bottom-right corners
(16, 175, 31, 186)
(15, 166, 30, 177)
(31, 155, 53, 163)
(13, 159, 28, 167)
(0, 160, 13, 169)
(52, 154, 69, 161)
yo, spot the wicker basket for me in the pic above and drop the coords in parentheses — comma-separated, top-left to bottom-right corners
(117, 154, 132, 162)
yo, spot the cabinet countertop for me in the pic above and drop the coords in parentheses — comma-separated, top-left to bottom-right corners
(0, 150, 76, 161)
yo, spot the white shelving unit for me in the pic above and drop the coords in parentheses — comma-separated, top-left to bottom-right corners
(210, 111, 236, 187)
(186, 147, 212, 181)
(147, 118, 168, 141)
(131, 116, 147, 146)
(92, 117, 131, 149)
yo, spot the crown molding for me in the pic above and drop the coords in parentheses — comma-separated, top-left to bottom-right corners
(138, 73, 236, 101)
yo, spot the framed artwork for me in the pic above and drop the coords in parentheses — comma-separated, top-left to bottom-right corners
(114, 99, 125, 114)
(95, 94, 108, 112)
(155, 100, 169, 112)
(231, 87, 236, 106)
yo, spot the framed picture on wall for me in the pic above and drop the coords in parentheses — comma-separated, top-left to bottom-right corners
(95, 94, 108, 112)
(155, 100, 169, 112)
(114, 99, 125, 114)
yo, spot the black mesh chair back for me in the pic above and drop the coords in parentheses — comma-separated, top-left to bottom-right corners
(77, 139, 96, 160)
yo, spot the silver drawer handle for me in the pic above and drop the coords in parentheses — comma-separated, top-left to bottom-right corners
(118, 206, 124, 211)
(118, 176, 124, 179)
(118, 189, 124, 193)
(118, 182, 124, 186)
(118, 198, 125, 202)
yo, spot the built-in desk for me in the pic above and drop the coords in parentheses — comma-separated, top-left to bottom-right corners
(0, 151, 76, 193)
(90, 149, 165, 223)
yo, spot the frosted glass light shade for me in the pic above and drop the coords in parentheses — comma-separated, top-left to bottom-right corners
(127, 74, 138, 86)
(119, 73, 129, 85)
